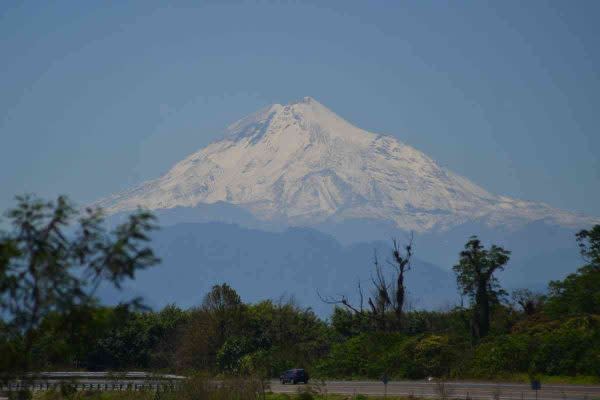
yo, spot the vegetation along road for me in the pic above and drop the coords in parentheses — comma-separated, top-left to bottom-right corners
(271, 380, 600, 400)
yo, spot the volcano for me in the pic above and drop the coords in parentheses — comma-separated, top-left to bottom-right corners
(95, 97, 597, 233)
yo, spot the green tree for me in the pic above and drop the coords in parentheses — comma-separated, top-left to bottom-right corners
(546, 266, 600, 317)
(453, 236, 510, 341)
(0, 194, 159, 376)
(576, 225, 600, 267)
(246, 299, 330, 376)
(202, 283, 247, 348)
(545, 225, 600, 317)
(217, 336, 254, 374)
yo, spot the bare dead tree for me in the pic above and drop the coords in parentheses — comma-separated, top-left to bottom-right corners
(368, 252, 392, 330)
(389, 235, 413, 329)
(317, 279, 366, 316)
(318, 235, 414, 331)
(511, 288, 545, 316)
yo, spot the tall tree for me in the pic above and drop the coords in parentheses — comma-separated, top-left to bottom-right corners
(202, 283, 246, 348)
(453, 236, 510, 341)
(0, 194, 159, 377)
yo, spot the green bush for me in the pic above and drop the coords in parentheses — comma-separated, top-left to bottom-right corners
(315, 332, 405, 378)
(471, 334, 532, 377)
(384, 334, 456, 378)
(531, 316, 600, 376)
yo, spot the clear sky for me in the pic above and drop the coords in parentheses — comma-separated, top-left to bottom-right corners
(1, 1, 599, 217)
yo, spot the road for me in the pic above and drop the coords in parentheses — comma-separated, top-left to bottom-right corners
(2, 374, 599, 400)
(270, 380, 600, 400)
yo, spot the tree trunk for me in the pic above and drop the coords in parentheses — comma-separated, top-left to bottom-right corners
(395, 270, 405, 329)
(474, 276, 490, 340)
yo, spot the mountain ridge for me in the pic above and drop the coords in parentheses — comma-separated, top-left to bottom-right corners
(98, 218, 460, 314)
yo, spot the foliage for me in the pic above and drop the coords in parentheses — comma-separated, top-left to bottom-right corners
(2, 193, 599, 383)
(544, 225, 600, 317)
(576, 225, 600, 267)
(173, 289, 329, 377)
(315, 332, 406, 378)
(0, 195, 159, 376)
(546, 266, 600, 317)
(471, 334, 533, 377)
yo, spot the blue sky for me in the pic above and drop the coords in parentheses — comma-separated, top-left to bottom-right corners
(1, 1, 599, 216)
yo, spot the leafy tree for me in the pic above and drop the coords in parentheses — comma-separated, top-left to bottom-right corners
(202, 283, 247, 349)
(545, 225, 600, 317)
(28, 305, 119, 369)
(576, 225, 600, 267)
(202, 283, 243, 313)
(529, 316, 600, 376)
(546, 265, 600, 317)
(217, 336, 254, 374)
(176, 284, 247, 372)
(453, 236, 510, 341)
(246, 299, 330, 376)
(175, 308, 218, 371)
(83, 304, 189, 370)
(0, 194, 159, 376)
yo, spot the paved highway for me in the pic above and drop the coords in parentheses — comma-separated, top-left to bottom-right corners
(270, 380, 600, 400)
(2, 374, 599, 400)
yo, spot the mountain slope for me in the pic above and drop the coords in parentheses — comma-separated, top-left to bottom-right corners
(95, 97, 597, 232)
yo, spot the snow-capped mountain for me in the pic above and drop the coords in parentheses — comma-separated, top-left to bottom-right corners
(95, 97, 597, 232)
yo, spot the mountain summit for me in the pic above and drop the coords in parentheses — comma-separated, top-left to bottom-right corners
(96, 98, 597, 232)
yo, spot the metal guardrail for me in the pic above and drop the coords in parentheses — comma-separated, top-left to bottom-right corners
(1, 372, 185, 393)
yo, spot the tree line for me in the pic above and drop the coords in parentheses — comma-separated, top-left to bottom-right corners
(1, 195, 599, 381)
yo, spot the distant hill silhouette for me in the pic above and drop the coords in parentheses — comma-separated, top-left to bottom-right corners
(98, 218, 583, 315)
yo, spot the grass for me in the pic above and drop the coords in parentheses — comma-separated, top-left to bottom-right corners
(31, 393, 409, 400)
(310, 374, 600, 385)
(30, 389, 412, 400)
(267, 395, 408, 400)
(499, 373, 600, 385)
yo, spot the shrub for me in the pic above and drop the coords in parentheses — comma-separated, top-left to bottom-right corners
(315, 333, 405, 378)
(384, 334, 455, 378)
(471, 334, 532, 377)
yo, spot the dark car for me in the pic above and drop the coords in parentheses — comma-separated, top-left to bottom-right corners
(279, 368, 309, 384)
